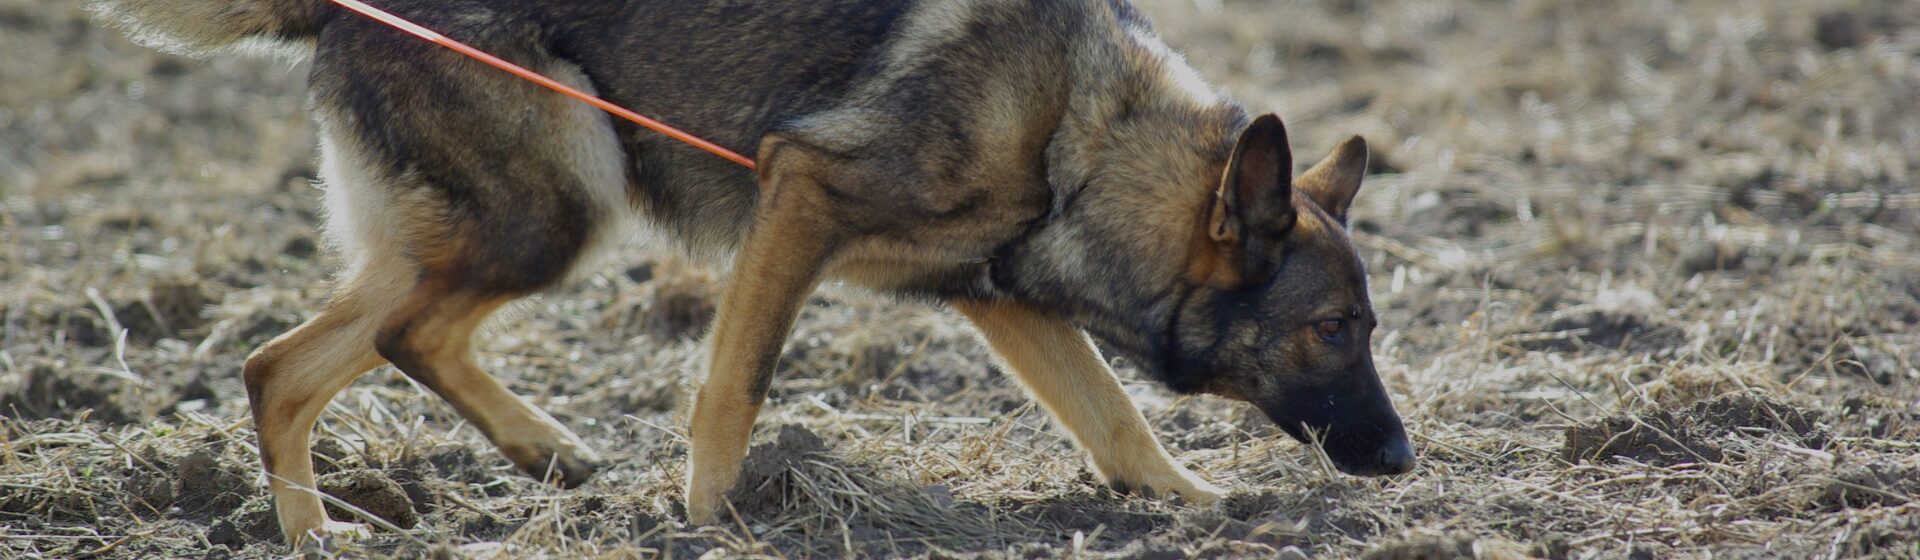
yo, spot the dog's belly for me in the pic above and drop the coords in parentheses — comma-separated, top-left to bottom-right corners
(826, 251, 999, 300)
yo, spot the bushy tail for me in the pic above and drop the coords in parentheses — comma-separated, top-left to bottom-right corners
(89, 0, 329, 57)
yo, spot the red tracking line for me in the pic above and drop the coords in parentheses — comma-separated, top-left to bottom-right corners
(327, 0, 757, 170)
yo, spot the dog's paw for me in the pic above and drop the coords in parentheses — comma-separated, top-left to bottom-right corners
(1105, 469, 1223, 505)
(685, 492, 724, 526)
(291, 520, 370, 553)
(1170, 477, 1226, 505)
(504, 441, 604, 489)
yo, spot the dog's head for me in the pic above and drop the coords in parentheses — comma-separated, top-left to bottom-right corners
(1168, 114, 1412, 477)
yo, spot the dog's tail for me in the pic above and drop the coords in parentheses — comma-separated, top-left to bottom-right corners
(89, 0, 330, 57)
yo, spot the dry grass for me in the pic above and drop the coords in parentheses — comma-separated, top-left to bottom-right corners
(3, 0, 1918, 558)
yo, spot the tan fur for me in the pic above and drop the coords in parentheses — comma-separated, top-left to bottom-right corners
(252, 62, 621, 545)
(1185, 228, 1243, 288)
(686, 139, 844, 524)
(1294, 136, 1369, 220)
(243, 121, 426, 546)
(241, 255, 407, 545)
(374, 287, 601, 484)
(954, 300, 1222, 502)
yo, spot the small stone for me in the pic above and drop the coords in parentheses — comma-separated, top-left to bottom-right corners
(1815, 12, 1865, 49)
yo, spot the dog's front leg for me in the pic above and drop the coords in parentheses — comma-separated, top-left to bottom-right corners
(685, 149, 842, 526)
(954, 300, 1223, 503)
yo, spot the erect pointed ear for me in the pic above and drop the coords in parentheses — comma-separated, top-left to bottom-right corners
(1208, 114, 1295, 244)
(1294, 135, 1368, 225)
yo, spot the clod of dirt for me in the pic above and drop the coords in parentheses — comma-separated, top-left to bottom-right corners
(1692, 394, 1827, 444)
(232, 309, 301, 348)
(1843, 514, 1920, 557)
(1520, 310, 1683, 355)
(205, 497, 281, 549)
(318, 469, 419, 529)
(165, 374, 221, 415)
(124, 470, 174, 513)
(458, 510, 527, 539)
(1627, 544, 1663, 560)
(1029, 494, 1170, 539)
(1179, 505, 1311, 550)
(601, 262, 719, 341)
(629, 510, 664, 538)
(853, 338, 983, 403)
(426, 444, 494, 485)
(310, 437, 355, 476)
(1838, 396, 1920, 440)
(1530, 534, 1574, 560)
(1222, 489, 1285, 520)
(0, 363, 143, 423)
(645, 282, 716, 340)
(280, 236, 318, 260)
(113, 281, 212, 342)
(173, 449, 252, 518)
(1168, 411, 1236, 450)
(1677, 243, 1747, 275)
(387, 463, 437, 515)
(728, 424, 830, 515)
(1835, 343, 1913, 386)
(613, 505, 709, 559)
(1815, 11, 1866, 50)
(1563, 394, 1827, 466)
(1820, 464, 1918, 511)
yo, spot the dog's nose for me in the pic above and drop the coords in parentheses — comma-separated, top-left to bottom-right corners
(1376, 438, 1415, 475)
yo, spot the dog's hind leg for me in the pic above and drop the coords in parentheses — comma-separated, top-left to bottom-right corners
(243, 254, 410, 546)
(303, 20, 629, 506)
(246, 12, 629, 545)
(953, 300, 1224, 503)
(373, 280, 604, 487)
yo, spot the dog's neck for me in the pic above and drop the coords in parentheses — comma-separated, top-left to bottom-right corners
(995, 11, 1246, 379)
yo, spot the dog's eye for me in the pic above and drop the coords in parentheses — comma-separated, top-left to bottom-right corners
(1315, 319, 1345, 342)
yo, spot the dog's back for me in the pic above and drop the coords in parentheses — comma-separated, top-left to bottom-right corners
(96, 0, 1094, 254)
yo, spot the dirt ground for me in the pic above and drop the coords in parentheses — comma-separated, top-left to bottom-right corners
(4, 0, 1919, 558)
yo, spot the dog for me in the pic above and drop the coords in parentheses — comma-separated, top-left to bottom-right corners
(92, 0, 1414, 546)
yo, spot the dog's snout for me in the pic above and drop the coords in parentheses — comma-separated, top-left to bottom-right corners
(1327, 434, 1414, 477)
(1376, 437, 1415, 475)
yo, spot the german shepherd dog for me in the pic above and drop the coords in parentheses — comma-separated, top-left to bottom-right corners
(93, 0, 1414, 545)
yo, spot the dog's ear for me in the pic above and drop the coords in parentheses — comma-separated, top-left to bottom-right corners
(1295, 135, 1368, 224)
(1209, 114, 1295, 245)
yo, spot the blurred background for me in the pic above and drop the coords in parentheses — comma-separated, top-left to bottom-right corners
(2, 0, 1917, 558)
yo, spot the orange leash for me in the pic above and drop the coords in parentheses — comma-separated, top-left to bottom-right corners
(327, 0, 757, 169)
